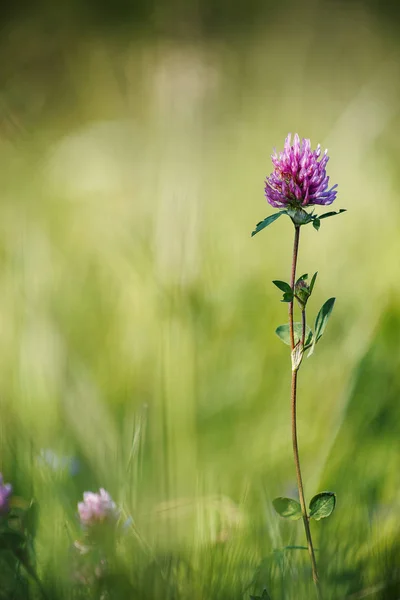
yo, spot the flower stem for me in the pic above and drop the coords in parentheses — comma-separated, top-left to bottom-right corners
(289, 225, 321, 599)
(288, 226, 300, 349)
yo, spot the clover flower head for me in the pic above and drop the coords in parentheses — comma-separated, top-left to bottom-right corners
(78, 488, 118, 527)
(265, 133, 338, 209)
(0, 473, 12, 514)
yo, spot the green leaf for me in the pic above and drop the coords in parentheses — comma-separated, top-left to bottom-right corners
(251, 211, 286, 237)
(272, 497, 302, 520)
(309, 272, 318, 294)
(318, 209, 346, 220)
(281, 292, 293, 303)
(283, 545, 309, 551)
(275, 324, 292, 345)
(312, 218, 320, 231)
(315, 297, 335, 342)
(275, 323, 312, 346)
(272, 280, 292, 294)
(307, 298, 335, 357)
(309, 492, 336, 520)
(272, 281, 294, 303)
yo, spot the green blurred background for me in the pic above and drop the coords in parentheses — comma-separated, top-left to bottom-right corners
(0, 0, 400, 597)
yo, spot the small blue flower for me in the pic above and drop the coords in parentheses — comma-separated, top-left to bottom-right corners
(37, 449, 79, 476)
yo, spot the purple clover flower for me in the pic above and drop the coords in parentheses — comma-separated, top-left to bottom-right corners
(265, 133, 338, 209)
(78, 489, 118, 527)
(0, 473, 12, 515)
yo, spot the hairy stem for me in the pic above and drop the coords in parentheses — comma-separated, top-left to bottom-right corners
(289, 226, 300, 348)
(289, 225, 321, 598)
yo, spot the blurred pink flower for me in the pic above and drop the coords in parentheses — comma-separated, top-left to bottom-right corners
(78, 488, 118, 527)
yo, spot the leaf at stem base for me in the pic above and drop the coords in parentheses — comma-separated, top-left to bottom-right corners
(309, 492, 336, 520)
(276, 323, 313, 346)
(272, 497, 302, 520)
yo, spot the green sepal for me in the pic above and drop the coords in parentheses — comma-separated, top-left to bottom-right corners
(286, 208, 313, 226)
(251, 211, 286, 237)
(309, 492, 336, 520)
(272, 497, 302, 520)
(313, 218, 320, 231)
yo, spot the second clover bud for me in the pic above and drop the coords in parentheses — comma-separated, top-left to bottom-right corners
(295, 279, 311, 308)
